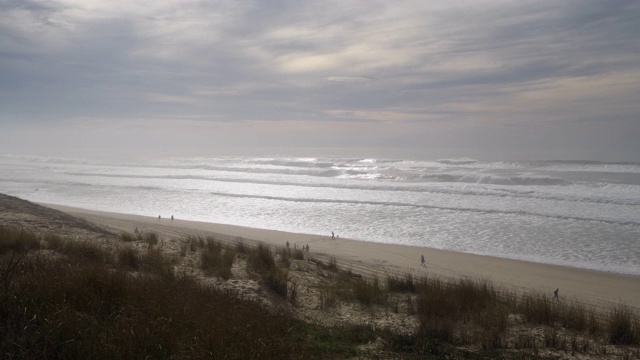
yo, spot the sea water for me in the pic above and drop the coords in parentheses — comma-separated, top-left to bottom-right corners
(1, 154, 639, 275)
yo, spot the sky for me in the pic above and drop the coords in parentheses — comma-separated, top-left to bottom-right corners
(1, 0, 639, 161)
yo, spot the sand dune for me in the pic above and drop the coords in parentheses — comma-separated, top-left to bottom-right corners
(43, 203, 639, 311)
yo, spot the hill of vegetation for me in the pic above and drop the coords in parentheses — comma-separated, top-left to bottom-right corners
(0, 194, 638, 359)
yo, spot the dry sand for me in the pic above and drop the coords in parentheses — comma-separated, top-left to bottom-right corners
(45, 204, 640, 311)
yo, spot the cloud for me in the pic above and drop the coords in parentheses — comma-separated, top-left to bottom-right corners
(0, 0, 639, 160)
(325, 76, 369, 83)
(326, 109, 441, 123)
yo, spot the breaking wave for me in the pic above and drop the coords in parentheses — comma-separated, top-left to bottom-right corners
(209, 192, 640, 226)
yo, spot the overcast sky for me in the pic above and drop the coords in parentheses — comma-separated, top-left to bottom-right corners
(1, 0, 639, 161)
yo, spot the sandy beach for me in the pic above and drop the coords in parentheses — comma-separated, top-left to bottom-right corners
(44, 203, 640, 311)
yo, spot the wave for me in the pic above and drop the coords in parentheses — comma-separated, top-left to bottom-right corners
(538, 160, 640, 166)
(59, 171, 640, 206)
(417, 173, 567, 186)
(435, 157, 479, 165)
(0, 154, 100, 166)
(61, 162, 570, 186)
(357, 158, 403, 164)
(10, 154, 640, 180)
(253, 158, 335, 169)
(530, 160, 640, 174)
(209, 192, 640, 227)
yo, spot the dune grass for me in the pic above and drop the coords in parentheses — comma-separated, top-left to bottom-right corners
(247, 243, 289, 297)
(0, 226, 41, 253)
(291, 247, 305, 260)
(0, 227, 391, 359)
(608, 304, 640, 345)
(387, 272, 417, 293)
(2, 225, 639, 358)
(116, 245, 141, 270)
(200, 237, 235, 279)
(0, 255, 305, 358)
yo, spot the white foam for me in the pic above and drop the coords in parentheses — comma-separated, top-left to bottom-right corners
(2, 155, 640, 276)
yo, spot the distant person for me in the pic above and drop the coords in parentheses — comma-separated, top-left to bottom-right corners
(158, 215, 161, 220)
(171, 215, 174, 221)
(286, 241, 290, 248)
(421, 254, 425, 267)
(331, 231, 335, 239)
(134, 226, 139, 234)
(553, 288, 559, 302)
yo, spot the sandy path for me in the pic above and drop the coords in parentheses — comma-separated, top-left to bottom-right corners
(45, 204, 640, 312)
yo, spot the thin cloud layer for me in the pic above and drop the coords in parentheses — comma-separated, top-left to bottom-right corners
(0, 0, 639, 160)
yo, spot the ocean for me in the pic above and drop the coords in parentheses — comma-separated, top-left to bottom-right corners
(1, 153, 639, 276)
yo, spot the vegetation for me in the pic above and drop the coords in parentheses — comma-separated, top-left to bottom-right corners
(387, 272, 417, 293)
(246, 244, 289, 297)
(1, 225, 639, 359)
(200, 237, 235, 279)
(608, 304, 640, 345)
(0, 227, 386, 359)
(116, 245, 140, 270)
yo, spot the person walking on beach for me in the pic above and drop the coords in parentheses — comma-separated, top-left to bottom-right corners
(553, 288, 559, 302)
(421, 254, 425, 267)
(158, 215, 161, 220)
(171, 215, 174, 221)
(331, 231, 335, 239)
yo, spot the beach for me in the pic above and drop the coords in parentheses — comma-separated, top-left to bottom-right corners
(46, 203, 640, 311)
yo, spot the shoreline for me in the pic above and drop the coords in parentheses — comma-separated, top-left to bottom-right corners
(43, 203, 640, 311)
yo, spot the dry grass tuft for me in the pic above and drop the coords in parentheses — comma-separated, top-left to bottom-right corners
(387, 273, 417, 293)
(608, 304, 639, 345)
(0, 226, 41, 253)
(117, 245, 141, 270)
(200, 238, 235, 280)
